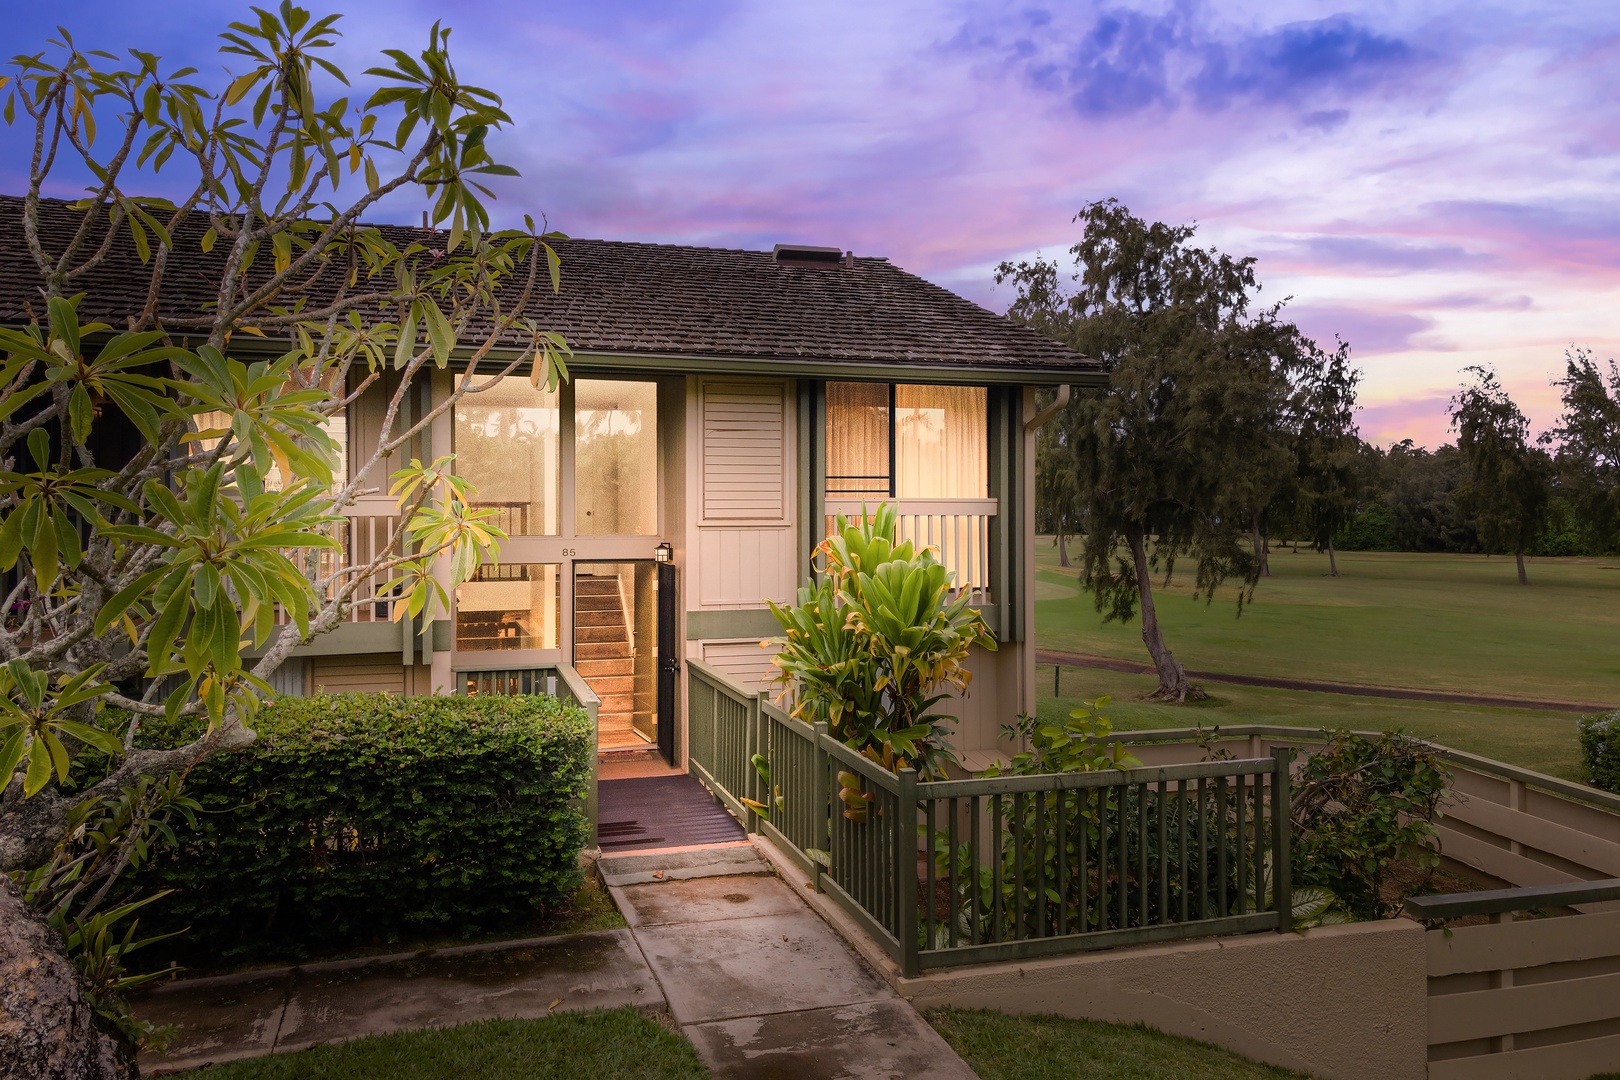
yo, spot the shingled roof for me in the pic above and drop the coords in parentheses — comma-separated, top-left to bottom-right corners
(0, 195, 1095, 379)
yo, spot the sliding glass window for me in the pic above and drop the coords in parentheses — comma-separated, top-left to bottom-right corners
(825, 383, 987, 500)
(454, 563, 561, 651)
(453, 379, 560, 535)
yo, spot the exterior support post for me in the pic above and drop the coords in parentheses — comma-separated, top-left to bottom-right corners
(897, 767, 919, 977)
(1271, 746, 1292, 932)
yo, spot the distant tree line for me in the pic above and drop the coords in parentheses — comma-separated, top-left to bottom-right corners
(1010, 202, 1620, 700)
(1330, 353, 1620, 571)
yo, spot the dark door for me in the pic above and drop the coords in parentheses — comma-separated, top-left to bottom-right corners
(656, 561, 678, 764)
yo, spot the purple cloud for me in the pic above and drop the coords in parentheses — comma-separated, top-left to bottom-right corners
(1, 0, 1617, 448)
(1287, 306, 1440, 355)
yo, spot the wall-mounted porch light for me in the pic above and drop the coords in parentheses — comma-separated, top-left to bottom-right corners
(654, 542, 673, 564)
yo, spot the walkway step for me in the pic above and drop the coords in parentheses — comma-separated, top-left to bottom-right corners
(598, 843, 766, 887)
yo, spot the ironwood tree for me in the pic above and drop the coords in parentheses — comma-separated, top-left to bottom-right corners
(1549, 348, 1620, 552)
(1290, 340, 1362, 576)
(0, 8, 570, 1077)
(1001, 200, 1309, 702)
(1449, 367, 1552, 584)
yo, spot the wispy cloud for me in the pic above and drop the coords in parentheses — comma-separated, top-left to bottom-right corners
(2, 0, 1617, 446)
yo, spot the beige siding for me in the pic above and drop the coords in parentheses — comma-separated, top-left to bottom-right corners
(695, 527, 798, 607)
(700, 639, 777, 692)
(687, 377, 798, 611)
(346, 374, 406, 489)
(311, 654, 407, 695)
(701, 381, 787, 521)
(941, 643, 1024, 767)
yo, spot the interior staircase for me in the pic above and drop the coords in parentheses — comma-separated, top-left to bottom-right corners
(574, 575, 647, 751)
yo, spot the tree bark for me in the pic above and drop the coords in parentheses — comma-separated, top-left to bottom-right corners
(1127, 527, 1201, 702)
(1057, 531, 1071, 568)
(1516, 546, 1529, 585)
(0, 878, 135, 1080)
(1252, 513, 1270, 577)
(1327, 535, 1339, 577)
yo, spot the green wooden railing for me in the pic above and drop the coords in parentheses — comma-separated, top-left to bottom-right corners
(685, 661, 1293, 976)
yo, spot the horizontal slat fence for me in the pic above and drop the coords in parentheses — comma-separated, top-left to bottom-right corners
(1407, 880, 1620, 1080)
(685, 662, 1293, 978)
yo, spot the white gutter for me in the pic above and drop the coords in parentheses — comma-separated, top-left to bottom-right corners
(1024, 384, 1071, 432)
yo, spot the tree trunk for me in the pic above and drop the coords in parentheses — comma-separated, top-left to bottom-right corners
(0, 879, 135, 1080)
(1516, 546, 1528, 585)
(1057, 531, 1071, 568)
(1327, 535, 1339, 577)
(1127, 527, 1202, 702)
(1251, 513, 1270, 577)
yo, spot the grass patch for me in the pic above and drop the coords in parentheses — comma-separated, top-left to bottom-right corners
(178, 1008, 706, 1079)
(928, 1007, 1306, 1079)
(1034, 544, 1620, 705)
(1039, 669, 1586, 779)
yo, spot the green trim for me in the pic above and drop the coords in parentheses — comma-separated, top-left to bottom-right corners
(245, 621, 402, 658)
(483, 348, 1101, 388)
(431, 618, 451, 652)
(685, 608, 781, 641)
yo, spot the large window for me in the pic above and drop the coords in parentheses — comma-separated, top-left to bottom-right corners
(454, 379, 560, 535)
(825, 383, 987, 500)
(454, 563, 561, 651)
(575, 379, 658, 536)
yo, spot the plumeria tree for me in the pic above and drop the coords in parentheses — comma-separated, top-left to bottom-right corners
(0, 7, 571, 1077)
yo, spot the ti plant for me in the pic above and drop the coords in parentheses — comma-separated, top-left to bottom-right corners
(765, 504, 996, 821)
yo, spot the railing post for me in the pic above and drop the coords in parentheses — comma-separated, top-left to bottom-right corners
(1271, 746, 1292, 933)
(745, 694, 762, 833)
(812, 721, 829, 893)
(897, 767, 919, 978)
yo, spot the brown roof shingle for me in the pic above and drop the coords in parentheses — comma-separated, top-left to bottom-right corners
(0, 195, 1095, 377)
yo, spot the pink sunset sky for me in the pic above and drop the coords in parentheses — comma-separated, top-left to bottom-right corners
(5, 1, 1618, 448)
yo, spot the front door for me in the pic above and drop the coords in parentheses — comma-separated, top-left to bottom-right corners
(574, 561, 659, 751)
(656, 562, 678, 763)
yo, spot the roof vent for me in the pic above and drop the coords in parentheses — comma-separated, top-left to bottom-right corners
(773, 244, 848, 268)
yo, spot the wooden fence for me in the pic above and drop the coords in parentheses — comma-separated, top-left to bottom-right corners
(686, 661, 1293, 977)
(1102, 725, 1620, 901)
(1407, 879, 1620, 1080)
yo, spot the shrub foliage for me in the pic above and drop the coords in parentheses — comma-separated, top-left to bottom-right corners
(125, 693, 592, 965)
(1579, 711, 1620, 794)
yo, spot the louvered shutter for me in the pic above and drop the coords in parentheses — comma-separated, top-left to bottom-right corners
(702, 381, 786, 521)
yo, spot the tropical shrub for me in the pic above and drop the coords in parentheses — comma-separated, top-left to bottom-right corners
(1579, 710, 1620, 793)
(767, 505, 996, 793)
(120, 692, 592, 966)
(1289, 730, 1450, 919)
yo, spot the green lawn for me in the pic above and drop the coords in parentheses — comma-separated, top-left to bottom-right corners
(1037, 669, 1587, 780)
(929, 1008, 1306, 1080)
(1034, 543, 1620, 705)
(177, 1009, 707, 1079)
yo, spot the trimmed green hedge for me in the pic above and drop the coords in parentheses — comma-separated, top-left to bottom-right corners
(1580, 710, 1620, 794)
(128, 692, 593, 965)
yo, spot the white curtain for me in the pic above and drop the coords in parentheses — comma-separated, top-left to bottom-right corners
(895, 385, 986, 499)
(825, 381, 890, 495)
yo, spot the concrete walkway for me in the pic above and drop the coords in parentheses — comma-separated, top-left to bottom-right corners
(134, 930, 663, 1074)
(133, 839, 978, 1078)
(602, 843, 979, 1080)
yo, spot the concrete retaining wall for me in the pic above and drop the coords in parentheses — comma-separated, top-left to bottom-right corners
(896, 918, 1428, 1080)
